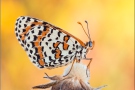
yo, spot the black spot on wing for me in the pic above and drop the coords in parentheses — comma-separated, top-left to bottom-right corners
(44, 52, 47, 57)
(68, 50, 73, 54)
(29, 54, 31, 58)
(42, 22, 47, 25)
(38, 26, 41, 29)
(31, 42, 35, 47)
(51, 50, 56, 54)
(16, 17, 21, 21)
(19, 24, 21, 28)
(45, 64, 49, 67)
(58, 31, 61, 37)
(28, 36, 30, 40)
(64, 56, 68, 59)
(15, 22, 18, 26)
(47, 33, 51, 37)
(36, 54, 40, 60)
(25, 48, 28, 51)
(33, 57, 36, 60)
(75, 41, 77, 44)
(48, 39, 52, 41)
(76, 45, 78, 49)
(43, 26, 48, 31)
(30, 50, 33, 54)
(35, 48, 38, 54)
(33, 35, 38, 41)
(65, 59, 68, 62)
(49, 47, 52, 49)
(72, 48, 75, 50)
(27, 44, 30, 47)
(27, 17, 31, 22)
(38, 30, 42, 35)
(51, 29, 53, 33)
(19, 35, 22, 38)
(55, 37, 58, 40)
(21, 44, 24, 47)
(34, 19, 38, 22)
(32, 30, 34, 33)
(70, 56, 73, 60)
(22, 17, 25, 20)
(32, 61, 36, 64)
(15, 28, 17, 31)
(45, 42, 48, 46)
(18, 39, 21, 41)
(31, 24, 35, 27)
(16, 33, 18, 37)
(23, 29, 26, 32)
(49, 56, 55, 62)
(22, 40, 25, 44)
(24, 24, 27, 27)
(19, 20, 22, 23)
(42, 37, 46, 41)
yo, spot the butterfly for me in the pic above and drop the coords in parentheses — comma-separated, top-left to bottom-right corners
(15, 16, 94, 69)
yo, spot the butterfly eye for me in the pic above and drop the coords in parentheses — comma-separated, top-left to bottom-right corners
(86, 41, 92, 47)
(89, 41, 92, 47)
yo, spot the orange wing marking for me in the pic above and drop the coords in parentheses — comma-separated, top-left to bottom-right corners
(53, 41, 61, 48)
(63, 42, 69, 50)
(39, 59, 45, 66)
(55, 49, 61, 59)
(64, 35, 70, 42)
(34, 42, 39, 46)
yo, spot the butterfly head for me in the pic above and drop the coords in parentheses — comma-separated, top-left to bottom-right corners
(86, 41, 95, 50)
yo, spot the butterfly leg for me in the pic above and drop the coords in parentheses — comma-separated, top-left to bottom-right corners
(63, 59, 76, 77)
(85, 58, 92, 77)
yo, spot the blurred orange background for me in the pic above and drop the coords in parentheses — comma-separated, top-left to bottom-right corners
(1, 0, 134, 90)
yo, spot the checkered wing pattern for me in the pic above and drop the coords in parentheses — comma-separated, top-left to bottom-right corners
(15, 16, 86, 69)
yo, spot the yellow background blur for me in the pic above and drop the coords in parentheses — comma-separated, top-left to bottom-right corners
(1, 0, 134, 90)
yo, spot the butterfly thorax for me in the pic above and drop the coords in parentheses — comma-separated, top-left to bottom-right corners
(76, 41, 94, 61)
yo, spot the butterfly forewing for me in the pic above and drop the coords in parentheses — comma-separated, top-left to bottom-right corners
(15, 16, 85, 69)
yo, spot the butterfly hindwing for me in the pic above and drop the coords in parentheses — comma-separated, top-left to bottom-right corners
(15, 16, 84, 69)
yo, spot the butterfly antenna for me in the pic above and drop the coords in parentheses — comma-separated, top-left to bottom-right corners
(77, 22, 89, 39)
(85, 21, 91, 41)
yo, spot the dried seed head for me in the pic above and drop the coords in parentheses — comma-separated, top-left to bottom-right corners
(33, 63, 107, 90)
(63, 63, 90, 84)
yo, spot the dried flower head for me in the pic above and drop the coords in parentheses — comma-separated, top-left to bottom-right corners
(33, 63, 107, 90)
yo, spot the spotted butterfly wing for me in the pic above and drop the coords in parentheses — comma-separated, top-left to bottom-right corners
(15, 16, 90, 69)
